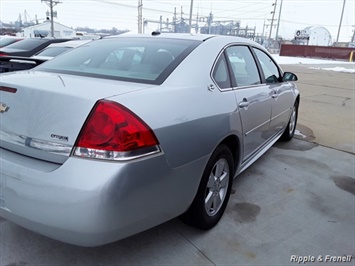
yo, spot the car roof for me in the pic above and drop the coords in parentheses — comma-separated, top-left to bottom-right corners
(108, 32, 215, 42)
(107, 32, 260, 46)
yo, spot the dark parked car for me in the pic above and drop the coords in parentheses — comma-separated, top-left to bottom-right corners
(0, 37, 71, 57)
(31, 39, 92, 60)
(0, 39, 91, 73)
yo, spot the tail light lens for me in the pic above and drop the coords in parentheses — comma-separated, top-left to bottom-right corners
(73, 100, 160, 160)
(0, 53, 8, 56)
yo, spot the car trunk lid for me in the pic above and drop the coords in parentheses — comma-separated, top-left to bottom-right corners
(0, 71, 154, 164)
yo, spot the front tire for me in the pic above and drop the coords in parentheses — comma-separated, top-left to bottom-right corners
(180, 144, 234, 230)
(280, 101, 299, 141)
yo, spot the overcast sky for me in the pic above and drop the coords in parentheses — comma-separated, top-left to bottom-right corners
(0, 0, 354, 42)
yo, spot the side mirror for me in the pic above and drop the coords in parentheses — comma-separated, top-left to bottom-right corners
(283, 72, 298, 82)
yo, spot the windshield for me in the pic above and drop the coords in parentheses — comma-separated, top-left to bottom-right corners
(37, 37, 201, 85)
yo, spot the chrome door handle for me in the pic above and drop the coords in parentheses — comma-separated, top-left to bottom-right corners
(239, 100, 250, 108)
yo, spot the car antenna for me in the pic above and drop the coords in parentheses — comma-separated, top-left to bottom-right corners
(151, 31, 161, 36)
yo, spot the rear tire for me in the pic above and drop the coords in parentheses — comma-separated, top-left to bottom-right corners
(280, 101, 299, 141)
(180, 144, 234, 230)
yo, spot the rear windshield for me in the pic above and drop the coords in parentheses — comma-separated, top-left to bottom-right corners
(2, 39, 44, 50)
(0, 38, 21, 47)
(35, 47, 71, 57)
(37, 37, 201, 85)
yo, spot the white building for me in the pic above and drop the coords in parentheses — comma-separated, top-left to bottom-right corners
(18, 21, 76, 38)
(294, 26, 332, 46)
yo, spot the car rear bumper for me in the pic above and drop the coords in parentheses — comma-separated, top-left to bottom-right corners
(0, 148, 206, 246)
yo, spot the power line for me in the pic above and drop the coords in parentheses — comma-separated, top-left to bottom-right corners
(281, 19, 353, 27)
(90, 0, 175, 15)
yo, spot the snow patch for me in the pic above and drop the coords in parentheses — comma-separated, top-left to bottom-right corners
(273, 54, 355, 66)
(294, 130, 307, 139)
(309, 66, 355, 74)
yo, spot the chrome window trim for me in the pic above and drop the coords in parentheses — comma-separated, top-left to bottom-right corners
(210, 50, 233, 92)
(211, 43, 264, 92)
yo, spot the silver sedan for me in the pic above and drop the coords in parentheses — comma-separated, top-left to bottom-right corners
(0, 33, 299, 246)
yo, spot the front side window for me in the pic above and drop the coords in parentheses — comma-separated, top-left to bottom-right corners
(253, 48, 280, 83)
(225, 46, 261, 87)
(37, 38, 200, 85)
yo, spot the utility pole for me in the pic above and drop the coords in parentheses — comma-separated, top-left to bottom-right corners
(42, 0, 61, 37)
(268, 0, 277, 42)
(159, 15, 162, 31)
(208, 12, 213, 34)
(195, 12, 199, 33)
(336, 0, 346, 43)
(173, 7, 177, 33)
(188, 0, 194, 33)
(262, 19, 266, 38)
(275, 0, 283, 41)
(138, 0, 143, 33)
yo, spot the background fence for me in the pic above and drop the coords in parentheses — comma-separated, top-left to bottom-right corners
(279, 44, 354, 61)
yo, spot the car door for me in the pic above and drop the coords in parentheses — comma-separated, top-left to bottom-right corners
(252, 48, 295, 135)
(224, 45, 273, 160)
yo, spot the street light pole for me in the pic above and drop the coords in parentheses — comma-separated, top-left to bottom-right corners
(336, 0, 346, 43)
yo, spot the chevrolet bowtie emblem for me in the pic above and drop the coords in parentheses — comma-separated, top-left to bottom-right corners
(0, 102, 9, 113)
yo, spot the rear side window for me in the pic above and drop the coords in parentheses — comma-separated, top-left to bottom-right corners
(212, 54, 231, 89)
(37, 38, 201, 85)
(225, 46, 261, 87)
(253, 48, 281, 83)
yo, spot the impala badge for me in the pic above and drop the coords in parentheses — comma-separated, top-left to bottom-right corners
(0, 103, 9, 113)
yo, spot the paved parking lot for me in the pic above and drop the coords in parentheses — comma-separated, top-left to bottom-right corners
(1, 63, 354, 265)
(283, 63, 354, 154)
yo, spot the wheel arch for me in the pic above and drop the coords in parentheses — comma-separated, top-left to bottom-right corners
(296, 95, 300, 106)
(218, 134, 241, 176)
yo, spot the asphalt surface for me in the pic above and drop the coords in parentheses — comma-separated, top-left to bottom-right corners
(1, 63, 354, 266)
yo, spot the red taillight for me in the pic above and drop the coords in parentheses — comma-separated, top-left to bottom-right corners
(0, 53, 8, 56)
(74, 100, 159, 160)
